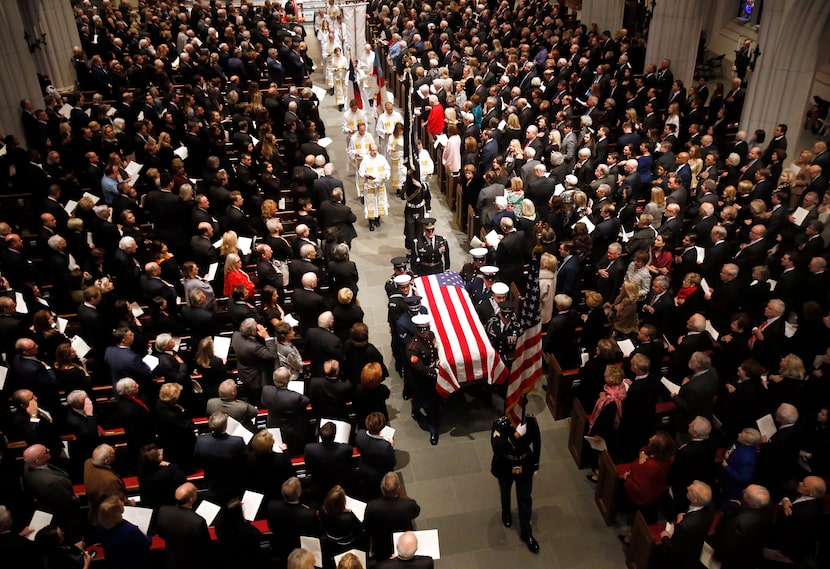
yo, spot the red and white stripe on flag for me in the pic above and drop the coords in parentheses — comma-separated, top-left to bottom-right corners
(505, 256, 544, 424)
(414, 272, 510, 396)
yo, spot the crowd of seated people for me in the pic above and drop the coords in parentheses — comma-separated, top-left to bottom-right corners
(0, 0, 828, 566)
(369, 0, 830, 566)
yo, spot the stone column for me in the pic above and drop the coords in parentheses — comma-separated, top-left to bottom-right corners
(18, 0, 81, 92)
(741, 0, 830, 136)
(0, 1, 45, 144)
(579, 0, 625, 35)
(643, 0, 705, 89)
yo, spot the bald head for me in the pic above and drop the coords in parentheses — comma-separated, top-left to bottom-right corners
(175, 482, 198, 506)
(396, 531, 419, 560)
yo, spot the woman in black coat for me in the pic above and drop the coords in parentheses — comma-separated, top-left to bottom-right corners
(154, 382, 196, 473)
(244, 430, 296, 503)
(215, 499, 266, 568)
(353, 362, 391, 428)
(137, 443, 187, 510)
(341, 323, 389, 386)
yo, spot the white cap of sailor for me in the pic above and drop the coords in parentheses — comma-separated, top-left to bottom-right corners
(412, 314, 431, 330)
(491, 282, 510, 296)
(394, 274, 413, 287)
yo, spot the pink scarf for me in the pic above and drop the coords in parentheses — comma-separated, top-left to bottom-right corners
(589, 383, 627, 429)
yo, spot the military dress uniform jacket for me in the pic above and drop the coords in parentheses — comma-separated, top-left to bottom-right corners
(406, 333, 439, 390)
(490, 415, 541, 479)
(414, 234, 450, 275)
(485, 315, 520, 367)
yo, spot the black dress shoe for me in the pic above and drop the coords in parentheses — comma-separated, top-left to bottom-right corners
(501, 512, 512, 528)
(430, 433, 439, 445)
(521, 534, 540, 553)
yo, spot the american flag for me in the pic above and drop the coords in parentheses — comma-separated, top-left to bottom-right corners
(505, 255, 543, 424)
(414, 272, 510, 396)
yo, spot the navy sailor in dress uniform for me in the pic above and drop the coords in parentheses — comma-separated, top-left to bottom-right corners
(413, 218, 450, 276)
(485, 300, 520, 369)
(460, 247, 490, 284)
(384, 256, 415, 297)
(467, 265, 499, 307)
(491, 409, 541, 552)
(406, 314, 441, 445)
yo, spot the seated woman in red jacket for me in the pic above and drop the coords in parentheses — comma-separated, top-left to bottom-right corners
(620, 431, 675, 526)
(223, 253, 255, 297)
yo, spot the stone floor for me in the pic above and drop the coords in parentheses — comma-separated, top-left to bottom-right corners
(304, 28, 626, 568)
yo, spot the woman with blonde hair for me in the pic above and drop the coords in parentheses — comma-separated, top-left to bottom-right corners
(607, 280, 640, 339)
(154, 382, 196, 471)
(223, 253, 255, 297)
(767, 354, 807, 411)
(688, 145, 703, 189)
(96, 495, 151, 566)
(539, 252, 559, 325)
(643, 187, 666, 227)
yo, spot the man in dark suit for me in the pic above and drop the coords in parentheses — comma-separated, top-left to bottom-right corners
(308, 358, 352, 421)
(156, 482, 213, 569)
(698, 226, 734, 285)
(225, 191, 257, 237)
(262, 367, 311, 456)
(193, 412, 247, 502)
(732, 224, 769, 279)
(313, 164, 344, 208)
(706, 263, 743, 334)
(293, 272, 329, 336)
(139, 261, 178, 308)
(319, 187, 358, 245)
(712, 484, 772, 569)
(266, 477, 322, 560)
(543, 294, 582, 370)
(668, 417, 717, 514)
(1, 234, 37, 288)
(231, 318, 279, 405)
(594, 242, 626, 301)
(10, 338, 60, 413)
(142, 173, 186, 253)
(660, 481, 716, 569)
(554, 241, 581, 302)
(619, 354, 660, 462)
(104, 328, 153, 393)
(377, 531, 435, 569)
(494, 218, 529, 289)
(756, 403, 801, 500)
(289, 243, 326, 289)
(303, 420, 354, 505)
(0, 297, 25, 365)
(22, 444, 82, 540)
(641, 277, 675, 336)
(188, 227, 219, 281)
(748, 299, 788, 373)
(365, 472, 422, 561)
(657, 204, 683, 250)
(305, 312, 345, 378)
(765, 476, 826, 566)
(64, 390, 101, 479)
(672, 351, 719, 428)
(10, 389, 64, 461)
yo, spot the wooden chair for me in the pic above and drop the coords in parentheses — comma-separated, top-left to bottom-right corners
(595, 450, 623, 525)
(626, 511, 661, 569)
(567, 398, 589, 469)
(548, 366, 579, 421)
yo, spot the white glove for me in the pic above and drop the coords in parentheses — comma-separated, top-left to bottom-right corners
(515, 423, 527, 437)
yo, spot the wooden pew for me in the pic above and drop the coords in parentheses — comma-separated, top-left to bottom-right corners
(567, 398, 590, 469)
(548, 366, 579, 421)
(595, 449, 624, 525)
(626, 510, 661, 569)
